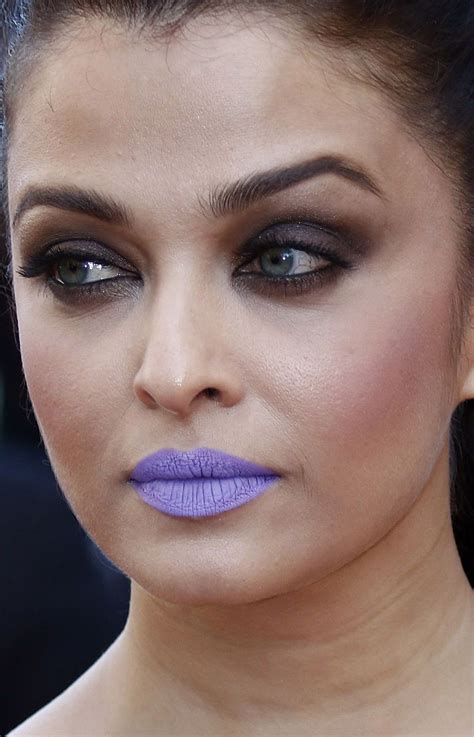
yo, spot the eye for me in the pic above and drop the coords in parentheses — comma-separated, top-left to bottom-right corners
(233, 221, 353, 297)
(52, 256, 128, 286)
(16, 241, 142, 304)
(240, 245, 331, 279)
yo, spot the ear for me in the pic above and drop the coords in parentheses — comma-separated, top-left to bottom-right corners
(460, 370, 474, 401)
(458, 306, 474, 402)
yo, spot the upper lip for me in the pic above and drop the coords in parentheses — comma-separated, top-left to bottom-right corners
(129, 447, 280, 482)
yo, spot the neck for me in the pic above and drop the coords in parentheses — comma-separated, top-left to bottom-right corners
(103, 450, 472, 734)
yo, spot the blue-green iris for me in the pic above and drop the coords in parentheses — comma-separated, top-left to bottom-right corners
(260, 248, 294, 276)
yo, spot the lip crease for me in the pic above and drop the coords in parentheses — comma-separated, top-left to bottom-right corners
(129, 447, 281, 518)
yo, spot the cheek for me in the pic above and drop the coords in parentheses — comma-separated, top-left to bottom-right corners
(323, 313, 443, 450)
(268, 280, 454, 537)
(263, 289, 451, 450)
(333, 299, 452, 457)
(16, 303, 131, 488)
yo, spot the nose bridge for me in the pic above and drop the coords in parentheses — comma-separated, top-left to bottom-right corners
(133, 266, 240, 415)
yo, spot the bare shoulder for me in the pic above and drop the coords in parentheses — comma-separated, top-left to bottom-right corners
(6, 696, 81, 737)
(6, 652, 110, 737)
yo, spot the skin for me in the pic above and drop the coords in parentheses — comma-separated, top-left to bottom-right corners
(6, 12, 474, 736)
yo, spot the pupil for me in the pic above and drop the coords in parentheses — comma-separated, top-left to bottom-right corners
(262, 248, 294, 276)
(58, 259, 89, 284)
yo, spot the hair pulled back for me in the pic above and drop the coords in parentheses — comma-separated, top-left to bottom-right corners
(1, 0, 473, 583)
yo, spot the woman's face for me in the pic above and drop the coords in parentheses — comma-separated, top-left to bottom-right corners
(8, 15, 469, 604)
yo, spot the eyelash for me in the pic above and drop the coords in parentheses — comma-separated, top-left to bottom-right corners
(16, 227, 354, 303)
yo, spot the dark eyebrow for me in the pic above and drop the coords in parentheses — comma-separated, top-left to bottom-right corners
(203, 155, 384, 218)
(12, 185, 132, 230)
(12, 155, 383, 230)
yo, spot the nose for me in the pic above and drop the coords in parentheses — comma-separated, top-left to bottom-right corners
(132, 279, 243, 417)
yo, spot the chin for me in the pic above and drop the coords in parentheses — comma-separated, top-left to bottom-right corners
(132, 564, 290, 608)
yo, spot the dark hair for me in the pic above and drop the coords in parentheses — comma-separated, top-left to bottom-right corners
(1, 0, 473, 583)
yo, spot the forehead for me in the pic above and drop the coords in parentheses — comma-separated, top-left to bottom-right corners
(6, 14, 443, 218)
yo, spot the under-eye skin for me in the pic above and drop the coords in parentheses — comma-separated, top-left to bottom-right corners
(16, 220, 357, 304)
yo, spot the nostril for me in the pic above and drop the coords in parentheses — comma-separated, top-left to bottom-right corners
(204, 387, 219, 400)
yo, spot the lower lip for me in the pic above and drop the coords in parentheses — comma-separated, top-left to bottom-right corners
(130, 475, 280, 518)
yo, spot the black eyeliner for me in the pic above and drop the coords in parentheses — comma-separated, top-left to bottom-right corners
(16, 218, 359, 303)
(17, 238, 136, 279)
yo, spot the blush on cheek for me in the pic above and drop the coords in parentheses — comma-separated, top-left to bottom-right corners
(321, 300, 452, 466)
(18, 322, 114, 484)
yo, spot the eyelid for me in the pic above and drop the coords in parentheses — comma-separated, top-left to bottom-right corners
(46, 240, 136, 271)
(19, 234, 137, 272)
(250, 218, 340, 240)
(235, 220, 351, 269)
(241, 219, 341, 250)
(16, 239, 139, 281)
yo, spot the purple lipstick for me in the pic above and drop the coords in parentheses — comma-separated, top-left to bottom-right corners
(129, 447, 280, 518)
